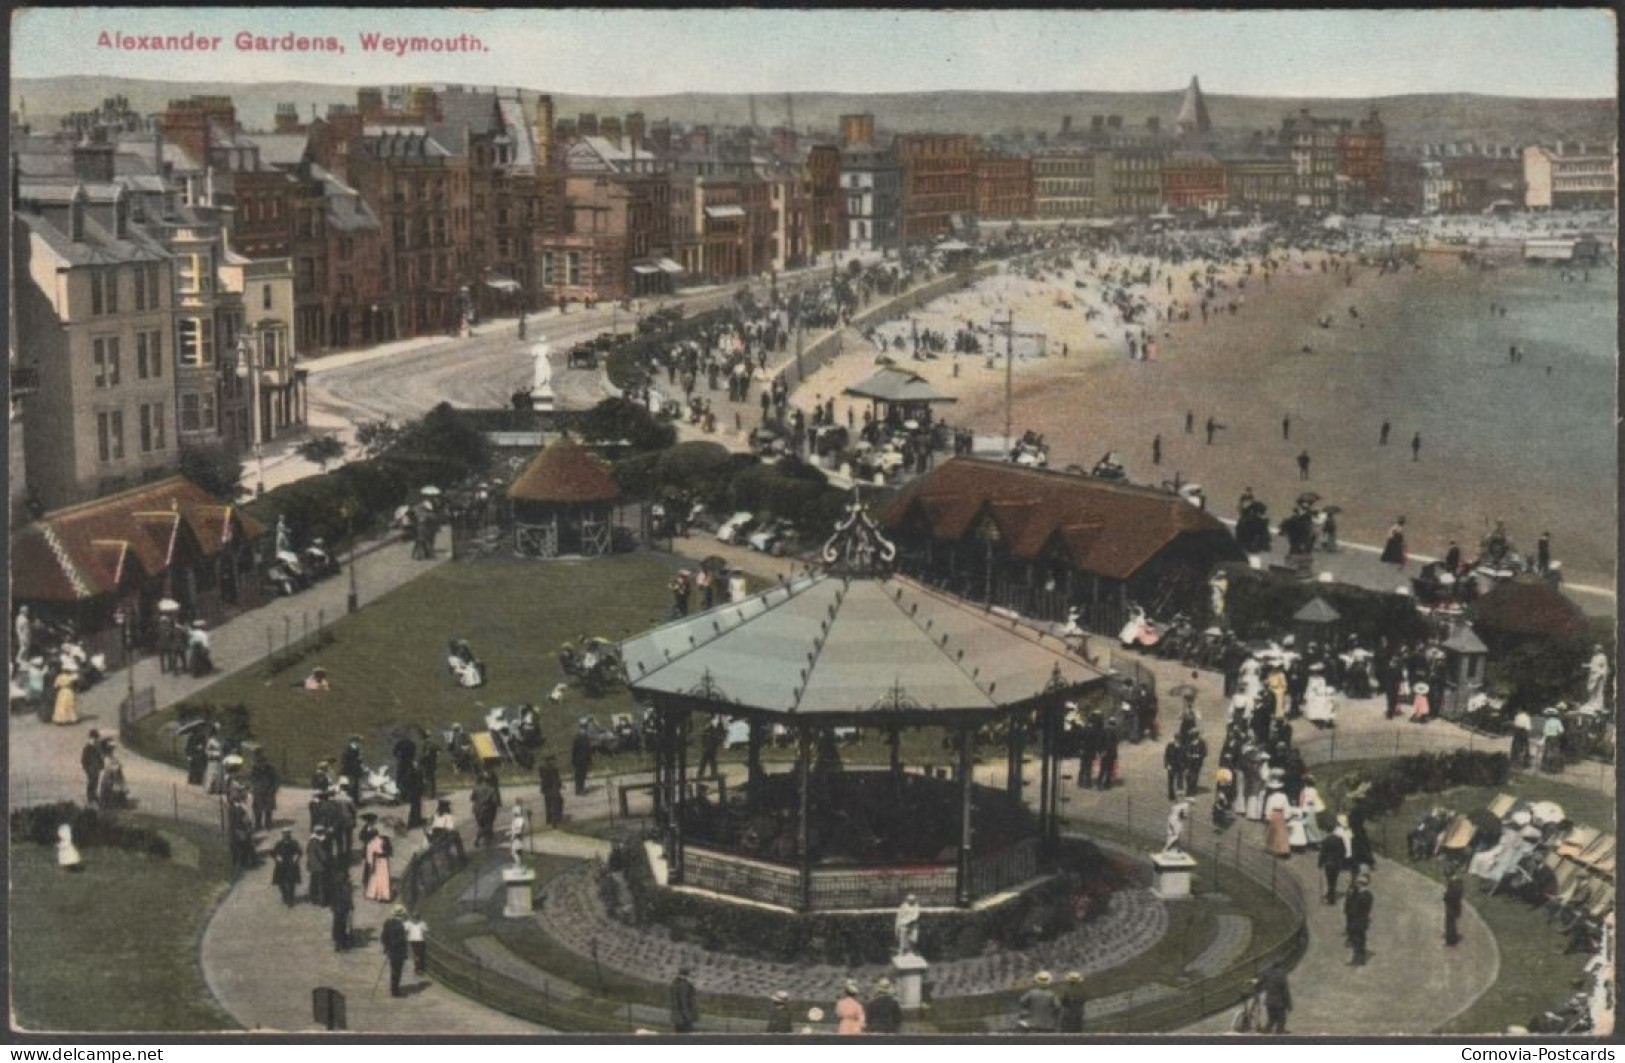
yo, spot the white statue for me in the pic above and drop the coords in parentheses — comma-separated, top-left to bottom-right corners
(56, 822, 82, 870)
(508, 801, 529, 869)
(1209, 572, 1229, 624)
(1163, 799, 1191, 855)
(1582, 646, 1610, 713)
(531, 340, 552, 392)
(894, 894, 921, 957)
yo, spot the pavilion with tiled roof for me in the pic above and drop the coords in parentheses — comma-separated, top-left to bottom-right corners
(880, 458, 1243, 630)
(619, 495, 1107, 912)
(10, 476, 265, 648)
(506, 434, 621, 557)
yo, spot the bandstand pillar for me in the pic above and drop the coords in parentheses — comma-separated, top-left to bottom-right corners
(651, 705, 668, 824)
(1041, 703, 1061, 857)
(797, 726, 812, 912)
(746, 718, 764, 809)
(672, 710, 689, 885)
(956, 724, 974, 908)
(1006, 712, 1024, 803)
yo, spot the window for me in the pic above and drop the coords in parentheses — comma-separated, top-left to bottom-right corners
(96, 409, 125, 462)
(177, 318, 213, 366)
(566, 251, 582, 286)
(179, 392, 217, 432)
(139, 402, 166, 452)
(263, 284, 273, 310)
(92, 336, 121, 387)
(178, 255, 202, 294)
(542, 252, 556, 286)
(136, 331, 163, 379)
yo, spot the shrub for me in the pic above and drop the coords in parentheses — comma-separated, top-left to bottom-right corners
(178, 444, 244, 501)
(1323, 750, 1510, 821)
(9, 803, 173, 859)
(578, 398, 676, 453)
(1221, 563, 1430, 646)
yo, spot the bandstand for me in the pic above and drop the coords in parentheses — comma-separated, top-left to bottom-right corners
(506, 434, 621, 558)
(618, 497, 1109, 912)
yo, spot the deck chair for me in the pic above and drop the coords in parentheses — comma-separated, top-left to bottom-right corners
(469, 731, 502, 769)
(1487, 793, 1518, 819)
(1577, 833, 1615, 868)
(1559, 826, 1603, 860)
(1440, 813, 1477, 853)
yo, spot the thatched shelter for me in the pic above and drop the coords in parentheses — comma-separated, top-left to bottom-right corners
(506, 435, 621, 558)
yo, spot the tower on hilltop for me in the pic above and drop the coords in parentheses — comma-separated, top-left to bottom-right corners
(1175, 76, 1212, 138)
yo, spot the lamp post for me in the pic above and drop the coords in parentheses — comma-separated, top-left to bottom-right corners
(341, 499, 359, 614)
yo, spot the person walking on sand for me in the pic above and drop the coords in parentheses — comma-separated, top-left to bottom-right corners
(1379, 420, 1391, 445)
(1185, 410, 1195, 435)
(1411, 432, 1422, 461)
(1282, 415, 1291, 441)
(1152, 434, 1162, 465)
(1296, 451, 1311, 481)
(1206, 417, 1224, 445)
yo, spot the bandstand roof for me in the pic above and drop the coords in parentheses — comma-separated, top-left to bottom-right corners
(620, 501, 1105, 720)
(506, 435, 621, 505)
(1293, 596, 1342, 624)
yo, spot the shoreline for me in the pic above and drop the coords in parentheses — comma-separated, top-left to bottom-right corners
(787, 246, 1617, 597)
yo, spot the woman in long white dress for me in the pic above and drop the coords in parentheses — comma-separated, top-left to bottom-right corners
(1303, 667, 1337, 728)
(1297, 776, 1326, 846)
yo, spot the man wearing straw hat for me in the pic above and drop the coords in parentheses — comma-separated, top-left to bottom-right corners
(1059, 972, 1087, 1033)
(866, 978, 903, 1034)
(764, 990, 793, 1034)
(1016, 971, 1060, 1032)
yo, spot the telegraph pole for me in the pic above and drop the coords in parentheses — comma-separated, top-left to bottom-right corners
(994, 310, 1015, 454)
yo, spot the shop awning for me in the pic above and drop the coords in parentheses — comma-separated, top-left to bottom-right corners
(705, 205, 746, 219)
(485, 277, 522, 292)
(657, 258, 685, 274)
(632, 264, 662, 275)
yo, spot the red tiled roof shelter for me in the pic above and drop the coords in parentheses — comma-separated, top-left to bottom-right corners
(880, 458, 1243, 624)
(11, 477, 265, 642)
(1471, 576, 1591, 648)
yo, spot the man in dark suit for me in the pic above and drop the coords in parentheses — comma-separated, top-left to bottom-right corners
(571, 721, 594, 796)
(668, 967, 700, 1033)
(539, 756, 565, 827)
(81, 730, 105, 806)
(1257, 964, 1292, 1033)
(306, 827, 331, 907)
(1345, 876, 1374, 965)
(330, 870, 354, 951)
(1444, 872, 1465, 946)
(340, 737, 365, 806)
(866, 979, 903, 1033)
(270, 828, 302, 906)
(381, 904, 410, 997)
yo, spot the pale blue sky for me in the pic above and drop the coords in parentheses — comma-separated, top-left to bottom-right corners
(12, 8, 1618, 98)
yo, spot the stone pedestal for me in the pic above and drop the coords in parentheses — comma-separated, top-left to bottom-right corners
(503, 867, 537, 918)
(1150, 851, 1197, 900)
(891, 952, 929, 1010)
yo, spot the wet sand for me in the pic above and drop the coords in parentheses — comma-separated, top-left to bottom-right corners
(795, 251, 1617, 592)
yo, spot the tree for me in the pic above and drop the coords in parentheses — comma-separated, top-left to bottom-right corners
(296, 435, 346, 473)
(580, 397, 676, 453)
(354, 418, 403, 460)
(178, 444, 244, 500)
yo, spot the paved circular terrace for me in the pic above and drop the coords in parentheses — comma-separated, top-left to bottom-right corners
(529, 857, 1172, 1001)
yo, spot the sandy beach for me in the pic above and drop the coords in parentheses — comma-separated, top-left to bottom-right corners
(790, 244, 1617, 593)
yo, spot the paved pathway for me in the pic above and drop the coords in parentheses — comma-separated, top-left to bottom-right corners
(532, 853, 1168, 1002)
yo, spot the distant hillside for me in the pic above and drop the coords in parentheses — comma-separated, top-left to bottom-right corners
(13, 75, 1618, 152)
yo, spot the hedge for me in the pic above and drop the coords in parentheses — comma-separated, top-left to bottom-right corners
(1220, 563, 1431, 647)
(10, 803, 174, 859)
(1323, 750, 1511, 822)
(613, 445, 848, 543)
(618, 836, 1133, 967)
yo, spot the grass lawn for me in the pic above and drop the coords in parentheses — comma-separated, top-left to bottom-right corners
(137, 551, 1046, 785)
(138, 552, 692, 780)
(1312, 761, 1609, 1034)
(10, 816, 238, 1032)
